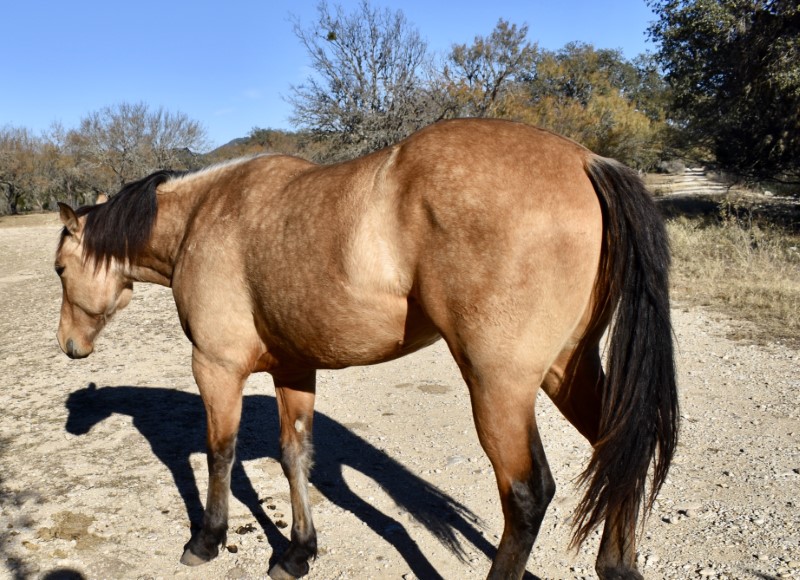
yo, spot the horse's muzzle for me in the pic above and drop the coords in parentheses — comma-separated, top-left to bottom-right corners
(64, 338, 90, 359)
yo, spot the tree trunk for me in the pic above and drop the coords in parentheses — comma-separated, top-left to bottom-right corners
(2, 182, 19, 215)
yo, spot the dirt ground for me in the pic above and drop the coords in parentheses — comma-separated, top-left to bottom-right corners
(0, 213, 798, 580)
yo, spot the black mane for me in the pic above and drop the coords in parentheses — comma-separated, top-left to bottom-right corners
(61, 170, 184, 267)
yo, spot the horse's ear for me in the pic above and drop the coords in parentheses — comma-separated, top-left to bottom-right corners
(58, 202, 81, 235)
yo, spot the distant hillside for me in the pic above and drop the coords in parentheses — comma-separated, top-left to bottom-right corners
(208, 137, 250, 156)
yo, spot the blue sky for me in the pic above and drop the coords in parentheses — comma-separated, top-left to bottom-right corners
(2, 0, 658, 149)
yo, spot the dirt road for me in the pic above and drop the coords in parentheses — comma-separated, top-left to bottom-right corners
(1, 214, 798, 579)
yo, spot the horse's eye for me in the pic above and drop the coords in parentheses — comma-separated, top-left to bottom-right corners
(55, 265, 65, 277)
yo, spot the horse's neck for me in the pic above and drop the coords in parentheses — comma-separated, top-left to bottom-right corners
(128, 187, 200, 287)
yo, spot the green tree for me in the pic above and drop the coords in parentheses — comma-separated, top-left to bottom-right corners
(649, 0, 800, 181)
(522, 43, 668, 169)
(289, 0, 438, 161)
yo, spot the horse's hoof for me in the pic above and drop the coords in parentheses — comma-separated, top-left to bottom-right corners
(596, 566, 644, 580)
(180, 548, 210, 566)
(268, 563, 297, 580)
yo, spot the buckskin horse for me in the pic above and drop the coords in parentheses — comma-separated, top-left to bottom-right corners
(54, 119, 678, 579)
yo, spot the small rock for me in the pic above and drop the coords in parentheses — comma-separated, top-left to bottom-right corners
(676, 503, 702, 515)
(226, 566, 247, 579)
(699, 567, 716, 576)
(226, 544, 238, 553)
(446, 455, 465, 466)
(275, 520, 288, 529)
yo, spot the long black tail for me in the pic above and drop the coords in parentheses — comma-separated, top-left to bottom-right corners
(571, 155, 679, 547)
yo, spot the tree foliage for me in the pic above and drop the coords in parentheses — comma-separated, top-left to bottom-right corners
(439, 28, 668, 169)
(0, 126, 41, 214)
(0, 104, 208, 215)
(289, 0, 439, 161)
(522, 44, 668, 169)
(72, 101, 208, 189)
(649, 0, 800, 181)
(287, 4, 670, 168)
(444, 19, 538, 118)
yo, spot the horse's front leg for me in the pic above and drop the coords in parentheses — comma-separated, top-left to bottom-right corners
(268, 369, 317, 580)
(181, 349, 247, 566)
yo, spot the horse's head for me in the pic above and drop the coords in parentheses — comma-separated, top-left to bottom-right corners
(55, 203, 133, 359)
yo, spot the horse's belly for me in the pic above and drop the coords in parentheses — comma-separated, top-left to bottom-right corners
(276, 295, 440, 369)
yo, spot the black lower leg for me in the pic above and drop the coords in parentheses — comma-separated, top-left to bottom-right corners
(488, 429, 556, 579)
(182, 440, 236, 565)
(270, 423, 316, 578)
(271, 528, 317, 578)
(596, 503, 643, 580)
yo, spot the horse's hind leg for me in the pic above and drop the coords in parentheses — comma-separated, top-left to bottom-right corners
(543, 347, 642, 580)
(268, 370, 317, 580)
(181, 352, 247, 565)
(454, 351, 555, 579)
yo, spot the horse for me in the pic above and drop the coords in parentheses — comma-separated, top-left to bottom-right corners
(53, 118, 678, 580)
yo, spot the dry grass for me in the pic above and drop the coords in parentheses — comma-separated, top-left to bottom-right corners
(0, 212, 60, 229)
(667, 213, 800, 346)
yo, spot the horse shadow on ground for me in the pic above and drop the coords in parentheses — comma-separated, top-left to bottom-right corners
(65, 384, 539, 579)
